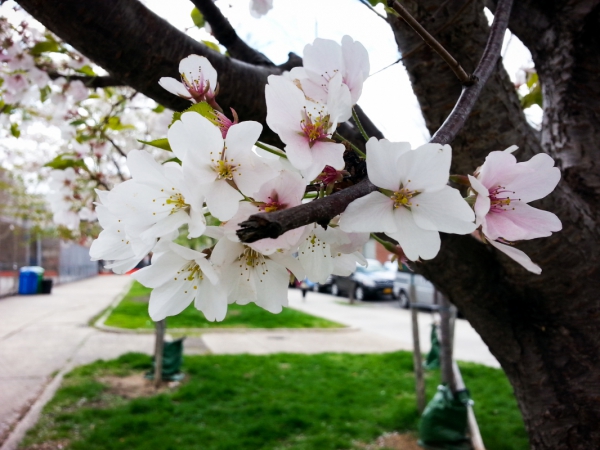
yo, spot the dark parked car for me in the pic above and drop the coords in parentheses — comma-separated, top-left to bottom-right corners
(330, 259, 395, 300)
(312, 275, 334, 293)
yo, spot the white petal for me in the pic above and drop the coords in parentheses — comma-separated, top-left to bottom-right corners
(366, 138, 409, 191)
(338, 191, 397, 233)
(254, 260, 289, 313)
(148, 279, 195, 321)
(397, 143, 451, 193)
(488, 239, 541, 274)
(390, 207, 441, 261)
(468, 175, 491, 226)
(173, 112, 224, 165)
(139, 209, 189, 242)
(132, 250, 186, 289)
(179, 55, 217, 91)
(205, 180, 243, 221)
(194, 279, 228, 322)
(225, 121, 263, 160)
(265, 75, 305, 135)
(507, 154, 561, 203)
(410, 186, 476, 234)
(301, 140, 345, 181)
(158, 77, 191, 99)
(223, 262, 257, 305)
(478, 151, 518, 189)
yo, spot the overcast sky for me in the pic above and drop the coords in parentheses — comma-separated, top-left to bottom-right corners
(143, 0, 537, 147)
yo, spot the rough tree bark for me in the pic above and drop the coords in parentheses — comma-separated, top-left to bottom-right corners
(387, 1, 600, 448)
(15, 0, 600, 447)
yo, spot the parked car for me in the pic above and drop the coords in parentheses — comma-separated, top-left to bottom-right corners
(390, 267, 441, 309)
(330, 259, 395, 300)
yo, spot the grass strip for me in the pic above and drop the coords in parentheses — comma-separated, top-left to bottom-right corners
(22, 352, 528, 450)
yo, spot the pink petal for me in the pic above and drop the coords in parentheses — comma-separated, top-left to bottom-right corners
(483, 201, 562, 241)
(488, 239, 541, 274)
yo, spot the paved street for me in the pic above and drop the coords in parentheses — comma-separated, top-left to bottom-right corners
(203, 288, 498, 367)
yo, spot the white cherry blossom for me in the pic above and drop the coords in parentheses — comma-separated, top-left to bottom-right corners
(169, 112, 277, 221)
(132, 242, 226, 321)
(210, 237, 304, 314)
(103, 150, 206, 243)
(289, 35, 370, 106)
(339, 138, 476, 261)
(250, 0, 273, 17)
(159, 55, 218, 105)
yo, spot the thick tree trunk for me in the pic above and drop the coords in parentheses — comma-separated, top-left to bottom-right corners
(388, 1, 600, 448)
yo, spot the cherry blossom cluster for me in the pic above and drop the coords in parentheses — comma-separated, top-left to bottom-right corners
(1, 4, 172, 237)
(90, 36, 562, 323)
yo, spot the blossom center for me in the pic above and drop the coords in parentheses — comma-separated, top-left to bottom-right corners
(214, 159, 237, 180)
(489, 185, 518, 213)
(164, 192, 190, 214)
(180, 71, 211, 102)
(391, 188, 417, 209)
(300, 108, 331, 147)
(258, 194, 286, 213)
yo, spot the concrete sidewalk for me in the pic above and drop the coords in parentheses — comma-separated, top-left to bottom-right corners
(0, 275, 154, 448)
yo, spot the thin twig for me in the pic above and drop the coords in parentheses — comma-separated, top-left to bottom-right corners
(333, 132, 366, 158)
(352, 107, 370, 141)
(388, 0, 474, 86)
(430, 0, 514, 145)
(190, 0, 274, 66)
(255, 141, 287, 159)
(236, 0, 513, 243)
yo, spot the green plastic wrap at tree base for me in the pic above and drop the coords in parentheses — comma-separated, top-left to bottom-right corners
(145, 338, 185, 381)
(418, 385, 471, 450)
(424, 323, 441, 370)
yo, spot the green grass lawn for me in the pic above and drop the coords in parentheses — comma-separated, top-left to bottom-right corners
(104, 281, 341, 329)
(21, 352, 528, 450)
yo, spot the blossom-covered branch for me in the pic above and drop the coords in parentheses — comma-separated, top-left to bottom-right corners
(236, 0, 514, 244)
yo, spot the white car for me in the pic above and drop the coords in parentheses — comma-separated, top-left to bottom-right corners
(388, 266, 441, 309)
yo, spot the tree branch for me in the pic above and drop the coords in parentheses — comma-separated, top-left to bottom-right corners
(388, 0, 475, 86)
(236, 0, 514, 243)
(47, 72, 123, 88)
(190, 0, 274, 66)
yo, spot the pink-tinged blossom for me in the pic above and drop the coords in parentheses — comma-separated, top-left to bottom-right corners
(224, 170, 306, 254)
(468, 149, 561, 242)
(289, 35, 370, 106)
(467, 148, 562, 274)
(250, 0, 273, 17)
(339, 138, 476, 261)
(169, 112, 277, 221)
(159, 55, 218, 106)
(132, 242, 226, 321)
(5, 73, 28, 93)
(266, 73, 351, 181)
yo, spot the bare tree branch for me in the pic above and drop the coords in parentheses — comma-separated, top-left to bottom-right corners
(388, 0, 475, 86)
(190, 0, 274, 66)
(236, 0, 514, 243)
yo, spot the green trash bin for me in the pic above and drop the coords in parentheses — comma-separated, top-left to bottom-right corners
(418, 385, 471, 450)
(146, 338, 185, 381)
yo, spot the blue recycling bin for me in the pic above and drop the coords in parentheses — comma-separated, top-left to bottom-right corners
(19, 266, 45, 295)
